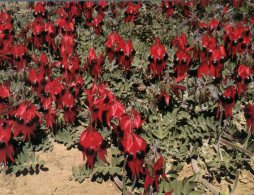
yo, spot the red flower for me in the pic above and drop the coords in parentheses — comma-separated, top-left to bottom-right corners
(0, 82, 10, 104)
(85, 48, 104, 79)
(33, 2, 47, 19)
(40, 97, 56, 129)
(69, 75, 83, 97)
(62, 91, 76, 124)
(44, 79, 65, 108)
(162, 0, 175, 17)
(119, 110, 144, 135)
(106, 100, 125, 126)
(60, 33, 75, 59)
(116, 39, 135, 72)
(244, 104, 254, 135)
(12, 102, 41, 141)
(172, 33, 188, 51)
(105, 32, 121, 63)
(144, 156, 168, 192)
(236, 64, 252, 96)
(120, 132, 148, 178)
(44, 22, 57, 53)
(124, 2, 141, 23)
(28, 68, 45, 93)
(12, 44, 29, 70)
(197, 62, 216, 78)
(29, 21, 45, 50)
(209, 18, 220, 31)
(61, 54, 80, 82)
(0, 121, 14, 164)
(224, 22, 251, 59)
(83, 1, 95, 22)
(217, 86, 238, 119)
(87, 14, 104, 35)
(174, 50, 191, 80)
(147, 38, 168, 79)
(79, 126, 107, 169)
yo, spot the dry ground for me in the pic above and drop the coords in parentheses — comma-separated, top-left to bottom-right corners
(0, 143, 120, 195)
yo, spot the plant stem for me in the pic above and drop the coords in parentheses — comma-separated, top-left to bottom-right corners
(244, 127, 252, 149)
(216, 110, 224, 162)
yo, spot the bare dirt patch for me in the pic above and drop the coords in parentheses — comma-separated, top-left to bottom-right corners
(0, 143, 120, 195)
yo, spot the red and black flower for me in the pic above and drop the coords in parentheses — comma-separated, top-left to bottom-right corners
(79, 126, 107, 169)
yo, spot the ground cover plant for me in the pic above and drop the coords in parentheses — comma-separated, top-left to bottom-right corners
(0, 1, 254, 194)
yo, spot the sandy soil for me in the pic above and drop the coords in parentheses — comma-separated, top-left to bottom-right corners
(0, 143, 120, 195)
(178, 163, 254, 195)
(0, 144, 253, 195)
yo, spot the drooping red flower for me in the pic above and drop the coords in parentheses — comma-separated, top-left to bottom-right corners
(235, 64, 252, 96)
(119, 109, 144, 135)
(83, 1, 95, 22)
(161, 0, 175, 17)
(124, 2, 141, 23)
(172, 33, 188, 51)
(85, 48, 104, 79)
(40, 97, 56, 129)
(144, 156, 168, 192)
(0, 121, 14, 164)
(44, 79, 65, 103)
(0, 82, 10, 105)
(33, 2, 47, 19)
(217, 86, 238, 119)
(87, 14, 104, 35)
(224, 22, 251, 59)
(61, 54, 80, 82)
(116, 38, 135, 72)
(12, 44, 29, 70)
(244, 104, 254, 135)
(44, 22, 57, 54)
(119, 132, 149, 178)
(79, 126, 107, 169)
(174, 49, 191, 80)
(12, 102, 41, 141)
(106, 100, 125, 126)
(28, 68, 45, 93)
(147, 38, 168, 79)
(62, 91, 76, 124)
(105, 32, 121, 63)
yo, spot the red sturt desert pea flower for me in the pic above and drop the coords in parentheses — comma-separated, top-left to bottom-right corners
(40, 97, 56, 129)
(87, 14, 104, 35)
(79, 126, 107, 169)
(105, 32, 121, 63)
(44, 22, 57, 54)
(217, 86, 238, 119)
(144, 156, 168, 192)
(161, 0, 175, 18)
(235, 64, 252, 96)
(119, 131, 149, 178)
(116, 38, 135, 72)
(33, 2, 47, 19)
(12, 44, 29, 71)
(173, 49, 191, 80)
(0, 82, 10, 115)
(62, 91, 76, 124)
(12, 102, 41, 141)
(147, 38, 168, 79)
(172, 33, 189, 51)
(244, 104, 254, 136)
(124, 2, 141, 23)
(0, 120, 14, 164)
(85, 48, 104, 80)
(83, 1, 95, 23)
